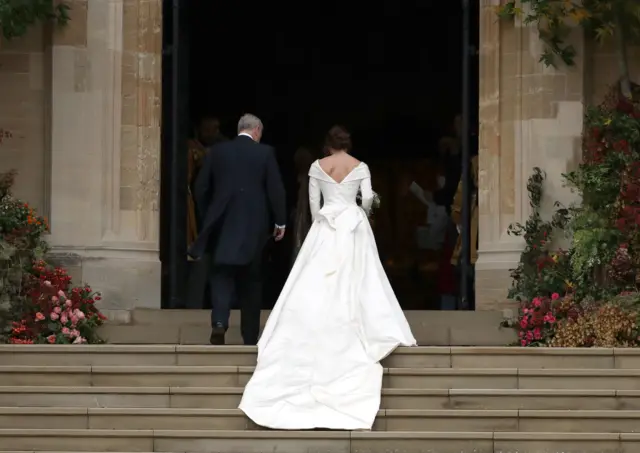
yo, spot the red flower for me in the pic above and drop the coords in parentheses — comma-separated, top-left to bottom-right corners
(8, 261, 106, 345)
(617, 99, 634, 114)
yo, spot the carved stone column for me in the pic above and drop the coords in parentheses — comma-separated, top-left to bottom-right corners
(475, 0, 585, 311)
(47, 0, 162, 312)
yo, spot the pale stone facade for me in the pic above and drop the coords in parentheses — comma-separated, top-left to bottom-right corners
(476, 0, 640, 311)
(0, 0, 162, 318)
(0, 0, 637, 314)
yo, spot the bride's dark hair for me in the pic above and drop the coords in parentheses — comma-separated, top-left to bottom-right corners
(323, 125, 352, 154)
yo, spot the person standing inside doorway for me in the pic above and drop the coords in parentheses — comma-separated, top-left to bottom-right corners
(189, 114, 287, 345)
(187, 115, 229, 248)
(434, 114, 463, 310)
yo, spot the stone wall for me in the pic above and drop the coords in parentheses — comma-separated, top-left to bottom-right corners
(587, 41, 640, 105)
(475, 0, 640, 311)
(0, 25, 48, 216)
(49, 0, 162, 313)
(1, 0, 162, 314)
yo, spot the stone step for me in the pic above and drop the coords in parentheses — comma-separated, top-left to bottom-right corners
(1, 386, 638, 410)
(5, 407, 640, 433)
(100, 309, 516, 346)
(4, 365, 640, 389)
(0, 429, 636, 453)
(4, 344, 635, 368)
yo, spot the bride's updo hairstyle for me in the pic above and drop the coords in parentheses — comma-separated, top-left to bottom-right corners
(324, 125, 352, 154)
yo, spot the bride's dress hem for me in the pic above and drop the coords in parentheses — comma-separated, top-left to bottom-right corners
(238, 161, 417, 432)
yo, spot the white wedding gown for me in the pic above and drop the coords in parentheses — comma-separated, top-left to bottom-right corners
(239, 160, 416, 430)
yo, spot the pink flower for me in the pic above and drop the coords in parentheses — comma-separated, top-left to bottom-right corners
(35, 312, 45, 321)
(60, 314, 68, 324)
(57, 290, 65, 298)
(43, 280, 52, 287)
(546, 314, 556, 324)
(70, 329, 80, 338)
(46, 335, 56, 344)
(523, 308, 529, 314)
(551, 293, 560, 300)
(532, 298, 542, 307)
(521, 339, 527, 346)
(73, 308, 85, 320)
(53, 306, 61, 314)
(61, 327, 70, 335)
(533, 327, 542, 340)
(50, 312, 59, 321)
(72, 336, 86, 344)
(64, 300, 72, 308)
(51, 296, 59, 304)
(526, 331, 534, 340)
(70, 315, 79, 326)
(520, 318, 528, 329)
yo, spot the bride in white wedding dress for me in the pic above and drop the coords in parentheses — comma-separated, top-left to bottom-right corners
(239, 126, 417, 430)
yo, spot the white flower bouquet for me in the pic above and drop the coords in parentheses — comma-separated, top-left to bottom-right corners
(356, 190, 381, 217)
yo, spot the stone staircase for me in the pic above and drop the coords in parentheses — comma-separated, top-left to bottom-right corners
(98, 309, 516, 345)
(0, 346, 640, 452)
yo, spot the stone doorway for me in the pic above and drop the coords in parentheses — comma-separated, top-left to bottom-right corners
(159, 0, 480, 311)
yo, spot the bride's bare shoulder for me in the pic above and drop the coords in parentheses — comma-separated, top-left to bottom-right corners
(319, 155, 364, 176)
(346, 155, 361, 165)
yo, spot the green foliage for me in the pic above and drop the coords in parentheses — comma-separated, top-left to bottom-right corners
(0, 0, 69, 41)
(0, 171, 48, 342)
(496, 0, 640, 68)
(507, 168, 571, 302)
(563, 86, 640, 300)
(509, 83, 640, 308)
(0, 172, 106, 344)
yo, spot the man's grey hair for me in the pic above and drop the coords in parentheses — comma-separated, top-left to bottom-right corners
(237, 114, 263, 133)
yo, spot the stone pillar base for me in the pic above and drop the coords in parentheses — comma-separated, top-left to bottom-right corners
(47, 248, 161, 312)
(475, 248, 520, 314)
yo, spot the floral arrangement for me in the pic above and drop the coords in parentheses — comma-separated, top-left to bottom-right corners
(1, 171, 106, 344)
(564, 84, 640, 299)
(514, 293, 560, 346)
(356, 190, 381, 217)
(9, 262, 106, 344)
(1, 170, 49, 340)
(504, 82, 640, 347)
(506, 168, 570, 302)
(1, 197, 49, 248)
(509, 291, 640, 347)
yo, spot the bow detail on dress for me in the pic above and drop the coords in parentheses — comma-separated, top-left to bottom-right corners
(316, 204, 365, 275)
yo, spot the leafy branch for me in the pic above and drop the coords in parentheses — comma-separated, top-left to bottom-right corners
(507, 167, 571, 302)
(496, 0, 640, 99)
(0, 0, 70, 41)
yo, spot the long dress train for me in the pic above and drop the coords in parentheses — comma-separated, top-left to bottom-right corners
(239, 160, 416, 430)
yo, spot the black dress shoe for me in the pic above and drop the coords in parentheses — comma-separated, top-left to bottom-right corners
(209, 323, 226, 345)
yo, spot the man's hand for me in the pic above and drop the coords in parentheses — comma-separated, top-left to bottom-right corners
(273, 226, 286, 242)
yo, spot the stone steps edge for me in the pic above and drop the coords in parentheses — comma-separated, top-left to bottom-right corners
(4, 407, 640, 418)
(2, 345, 637, 356)
(5, 365, 640, 375)
(0, 386, 629, 396)
(0, 429, 639, 440)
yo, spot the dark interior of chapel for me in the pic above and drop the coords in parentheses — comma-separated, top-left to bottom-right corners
(160, 0, 480, 311)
